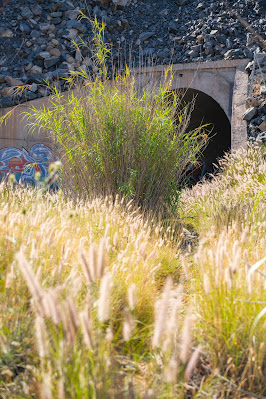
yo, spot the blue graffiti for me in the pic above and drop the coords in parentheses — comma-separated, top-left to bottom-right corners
(0, 144, 58, 186)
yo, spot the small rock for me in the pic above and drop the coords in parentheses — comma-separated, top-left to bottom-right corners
(40, 23, 51, 32)
(65, 9, 80, 20)
(21, 6, 33, 19)
(256, 132, 266, 143)
(20, 22, 30, 34)
(5, 76, 24, 86)
(38, 51, 51, 60)
(0, 28, 13, 38)
(62, 29, 78, 41)
(139, 31, 155, 42)
(50, 11, 63, 18)
(224, 49, 242, 60)
(244, 48, 253, 59)
(258, 120, 266, 131)
(245, 61, 254, 74)
(243, 107, 258, 121)
(31, 65, 42, 75)
(1, 95, 14, 107)
(169, 22, 178, 34)
(0, 87, 15, 97)
(31, 4, 42, 16)
(44, 56, 61, 69)
(260, 85, 266, 96)
(66, 20, 87, 33)
(196, 3, 205, 11)
(50, 48, 61, 57)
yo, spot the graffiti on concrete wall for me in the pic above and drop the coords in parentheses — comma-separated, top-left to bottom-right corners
(0, 144, 57, 186)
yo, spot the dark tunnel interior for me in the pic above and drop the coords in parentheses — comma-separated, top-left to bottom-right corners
(177, 88, 231, 184)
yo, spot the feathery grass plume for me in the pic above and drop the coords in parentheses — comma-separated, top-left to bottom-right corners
(203, 273, 211, 295)
(80, 308, 93, 349)
(80, 252, 94, 284)
(105, 327, 114, 342)
(231, 240, 241, 273)
(15, 250, 44, 316)
(40, 372, 53, 399)
(5, 263, 15, 289)
(152, 276, 172, 348)
(127, 283, 137, 310)
(98, 272, 112, 323)
(164, 356, 179, 383)
(184, 345, 201, 382)
(123, 309, 135, 341)
(35, 316, 48, 359)
(97, 237, 106, 278)
(179, 313, 193, 364)
(163, 285, 182, 353)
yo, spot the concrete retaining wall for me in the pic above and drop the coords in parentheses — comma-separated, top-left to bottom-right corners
(0, 58, 249, 158)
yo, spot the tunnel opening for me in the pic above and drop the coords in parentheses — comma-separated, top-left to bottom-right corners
(176, 88, 231, 184)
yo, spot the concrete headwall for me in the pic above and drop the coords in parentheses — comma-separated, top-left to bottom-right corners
(0, 58, 249, 162)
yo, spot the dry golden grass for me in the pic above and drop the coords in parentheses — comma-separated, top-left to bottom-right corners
(0, 144, 265, 398)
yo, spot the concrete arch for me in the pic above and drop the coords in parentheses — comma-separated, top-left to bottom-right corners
(176, 87, 231, 181)
(170, 69, 233, 122)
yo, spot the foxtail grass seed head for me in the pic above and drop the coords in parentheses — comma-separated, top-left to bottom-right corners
(164, 357, 179, 383)
(35, 316, 48, 359)
(203, 273, 211, 295)
(97, 272, 112, 323)
(127, 283, 137, 310)
(15, 250, 44, 315)
(152, 276, 172, 348)
(185, 345, 201, 382)
(80, 310, 93, 349)
(123, 310, 135, 341)
(179, 313, 193, 364)
(97, 238, 105, 278)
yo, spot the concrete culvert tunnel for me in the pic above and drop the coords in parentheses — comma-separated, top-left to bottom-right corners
(177, 88, 231, 184)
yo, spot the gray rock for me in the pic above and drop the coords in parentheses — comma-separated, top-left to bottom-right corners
(21, 6, 34, 19)
(38, 52, 51, 60)
(65, 9, 80, 20)
(31, 4, 42, 16)
(1, 95, 14, 107)
(256, 132, 266, 142)
(244, 48, 253, 59)
(189, 44, 202, 58)
(44, 56, 61, 69)
(169, 22, 178, 34)
(243, 107, 258, 121)
(260, 85, 266, 96)
(20, 23, 30, 34)
(66, 20, 87, 34)
(139, 31, 155, 42)
(196, 3, 205, 11)
(224, 49, 242, 60)
(40, 23, 51, 32)
(0, 28, 13, 38)
(50, 12, 63, 18)
(31, 65, 42, 75)
(31, 30, 41, 39)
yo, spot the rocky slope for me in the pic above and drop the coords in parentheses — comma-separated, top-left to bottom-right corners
(0, 0, 265, 107)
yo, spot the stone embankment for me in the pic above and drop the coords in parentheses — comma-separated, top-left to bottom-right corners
(0, 0, 265, 108)
(244, 52, 266, 143)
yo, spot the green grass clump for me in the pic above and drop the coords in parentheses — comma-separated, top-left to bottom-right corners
(26, 17, 206, 215)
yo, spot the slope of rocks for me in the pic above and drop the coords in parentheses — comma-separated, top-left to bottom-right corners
(0, 0, 265, 107)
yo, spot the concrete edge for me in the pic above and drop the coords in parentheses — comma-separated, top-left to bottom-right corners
(231, 66, 249, 150)
(133, 59, 250, 74)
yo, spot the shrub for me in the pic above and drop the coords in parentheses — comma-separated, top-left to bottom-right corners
(27, 19, 206, 213)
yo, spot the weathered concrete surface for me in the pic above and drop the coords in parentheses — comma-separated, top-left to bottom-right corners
(0, 96, 52, 151)
(0, 59, 249, 152)
(231, 66, 249, 150)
